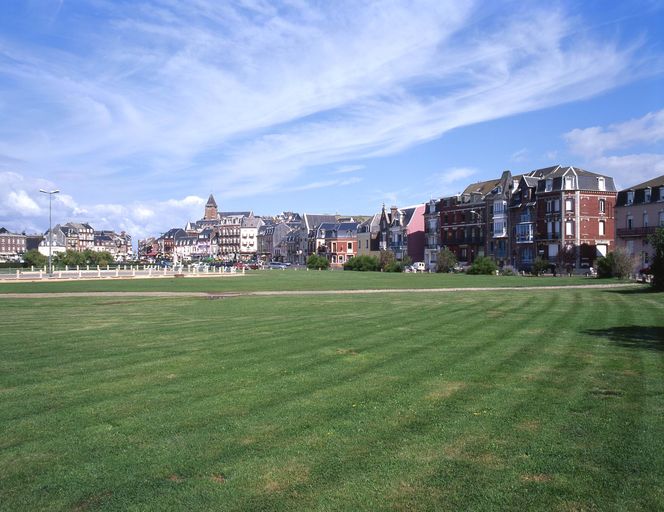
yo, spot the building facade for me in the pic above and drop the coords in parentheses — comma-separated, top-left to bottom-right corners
(615, 175, 664, 269)
(0, 228, 26, 260)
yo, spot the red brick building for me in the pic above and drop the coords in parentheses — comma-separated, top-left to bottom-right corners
(534, 166, 616, 270)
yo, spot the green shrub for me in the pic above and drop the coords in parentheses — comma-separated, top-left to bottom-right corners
(531, 257, 550, 276)
(501, 265, 518, 276)
(343, 255, 380, 272)
(596, 254, 613, 278)
(466, 256, 497, 275)
(436, 249, 457, 273)
(307, 254, 330, 270)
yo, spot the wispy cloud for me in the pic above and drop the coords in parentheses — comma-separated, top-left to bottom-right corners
(424, 167, 478, 197)
(292, 176, 362, 192)
(331, 165, 364, 175)
(511, 148, 529, 163)
(0, 1, 660, 235)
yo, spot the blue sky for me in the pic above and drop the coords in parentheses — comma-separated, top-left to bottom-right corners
(1, 0, 663, 239)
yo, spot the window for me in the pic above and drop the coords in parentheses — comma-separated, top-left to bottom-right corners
(627, 190, 634, 205)
(645, 188, 652, 202)
(545, 179, 553, 192)
(660, 211, 664, 227)
(599, 220, 605, 236)
(597, 177, 605, 191)
(565, 198, 574, 212)
(599, 199, 606, 213)
(565, 221, 574, 236)
(627, 215, 633, 229)
(347, 242, 353, 253)
(565, 176, 574, 190)
(626, 240, 634, 255)
(554, 199, 560, 212)
(643, 213, 649, 228)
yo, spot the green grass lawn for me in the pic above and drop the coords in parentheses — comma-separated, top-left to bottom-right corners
(1, 286, 663, 511)
(0, 269, 620, 294)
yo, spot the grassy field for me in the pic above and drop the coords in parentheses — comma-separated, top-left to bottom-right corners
(0, 269, 619, 294)
(1, 283, 663, 510)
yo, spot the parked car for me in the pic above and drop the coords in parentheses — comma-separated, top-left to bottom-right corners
(268, 261, 288, 269)
(412, 261, 426, 272)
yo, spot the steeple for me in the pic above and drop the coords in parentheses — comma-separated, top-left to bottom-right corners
(204, 194, 218, 220)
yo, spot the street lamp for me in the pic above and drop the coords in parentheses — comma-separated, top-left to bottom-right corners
(39, 189, 60, 276)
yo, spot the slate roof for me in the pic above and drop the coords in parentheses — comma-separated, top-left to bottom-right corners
(303, 214, 338, 231)
(621, 174, 664, 191)
(616, 174, 664, 206)
(206, 194, 217, 208)
(462, 179, 502, 197)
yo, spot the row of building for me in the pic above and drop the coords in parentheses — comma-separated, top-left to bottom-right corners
(0, 223, 133, 262)
(3, 166, 661, 269)
(140, 166, 664, 271)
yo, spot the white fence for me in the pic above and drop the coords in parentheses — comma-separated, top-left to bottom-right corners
(0, 264, 245, 281)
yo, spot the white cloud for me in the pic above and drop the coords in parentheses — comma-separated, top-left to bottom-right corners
(511, 148, 529, 163)
(331, 165, 364, 175)
(0, 171, 209, 240)
(437, 167, 478, 184)
(0, 1, 661, 236)
(591, 154, 664, 189)
(292, 176, 362, 192)
(6, 191, 41, 216)
(564, 109, 664, 158)
(563, 109, 664, 188)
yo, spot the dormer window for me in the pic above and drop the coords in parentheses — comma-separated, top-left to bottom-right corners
(597, 177, 605, 191)
(545, 179, 553, 192)
(565, 176, 574, 190)
(645, 187, 652, 203)
(627, 190, 634, 205)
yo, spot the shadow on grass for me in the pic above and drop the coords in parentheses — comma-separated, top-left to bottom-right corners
(601, 286, 661, 296)
(584, 326, 664, 352)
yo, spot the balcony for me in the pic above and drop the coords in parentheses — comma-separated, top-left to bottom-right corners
(515, 235, 534, 243)
(443, 236, 484, 245)
(616, 226, 657, 238)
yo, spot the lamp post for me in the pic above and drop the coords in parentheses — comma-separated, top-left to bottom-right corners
(39, 189, 60, 276)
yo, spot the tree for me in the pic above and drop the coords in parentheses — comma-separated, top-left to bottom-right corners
(307, 254, 329, 270)
(435, 248, 457, 273)
(378, 250, 406, 272)
(54, 250, 85, 267)
(649, 227, 664, 291)
(466, 256, 497, 275)
(379, 250, 396, 271)
(596, 249, 637, 279)
(23, 249, 46, 268)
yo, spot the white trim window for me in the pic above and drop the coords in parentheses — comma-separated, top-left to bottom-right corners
(565, 221, 574, 236)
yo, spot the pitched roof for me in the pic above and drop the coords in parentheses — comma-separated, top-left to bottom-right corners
(303, 214, 338, 230)
(206, 194, 217, 207)
(462, 179, 502, 197)
(621, 174, 664, 191)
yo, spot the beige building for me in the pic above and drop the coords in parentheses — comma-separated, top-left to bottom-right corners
(0, 228, 26, 260)
(614, 175, 664, 269)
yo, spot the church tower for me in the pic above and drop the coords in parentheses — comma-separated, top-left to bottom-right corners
(204, 194, 218, 220)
